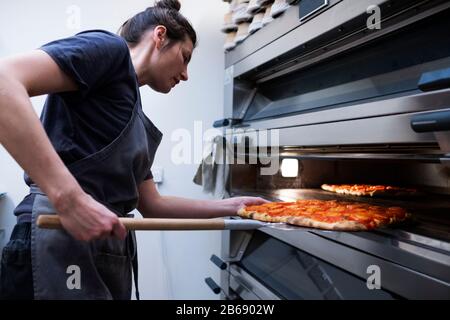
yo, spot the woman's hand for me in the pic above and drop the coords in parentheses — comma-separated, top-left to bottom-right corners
(53, 188, 127, 242)
(219, 196, 270, 216)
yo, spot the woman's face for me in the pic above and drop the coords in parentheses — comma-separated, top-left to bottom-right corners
(148, 37, 193, 93)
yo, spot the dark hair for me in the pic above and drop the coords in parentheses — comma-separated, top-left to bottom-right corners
(119, 0, 197, 48)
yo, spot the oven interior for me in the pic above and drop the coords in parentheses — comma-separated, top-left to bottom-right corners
(230, 155, 450, 243)
(221, 155, 450, 300)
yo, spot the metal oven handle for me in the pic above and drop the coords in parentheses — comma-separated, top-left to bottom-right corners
(418, 67, 450, 92)
(411, 109, 450, 156)
(213, 118, 242, 128)
(204, 277, 222, 295)
(411, 110, 450, 133)
(210, 254, 227, 270)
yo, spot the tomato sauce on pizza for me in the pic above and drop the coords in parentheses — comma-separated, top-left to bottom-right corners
(238, 199, 410, 231)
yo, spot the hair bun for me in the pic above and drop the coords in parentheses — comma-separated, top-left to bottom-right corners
(155, 0, 181, 12)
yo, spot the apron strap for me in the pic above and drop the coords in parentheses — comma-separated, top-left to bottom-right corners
(132, 247, 140, 300)
(126, 214, 140, 300)
(17, 213, 32, 224)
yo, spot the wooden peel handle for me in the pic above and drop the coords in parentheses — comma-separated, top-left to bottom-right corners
(36, 215, 226, 230)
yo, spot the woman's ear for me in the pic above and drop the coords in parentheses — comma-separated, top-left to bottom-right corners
(153, 25, 167, 50)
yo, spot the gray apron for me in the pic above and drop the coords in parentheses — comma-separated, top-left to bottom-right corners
(28, 90, 162, 299)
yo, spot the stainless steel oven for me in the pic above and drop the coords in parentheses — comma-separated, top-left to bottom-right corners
(206, 0, 450, 300)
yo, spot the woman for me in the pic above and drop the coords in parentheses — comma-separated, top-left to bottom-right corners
(0, 0, 267, 300)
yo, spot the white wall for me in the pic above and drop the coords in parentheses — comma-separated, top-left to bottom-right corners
(0, 0, 228, 299)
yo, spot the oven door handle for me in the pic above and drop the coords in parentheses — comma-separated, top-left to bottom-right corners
(418, 67, 450, 92)
(210, 254, 227, 270)
(204, 277, 222, 295)
(213, 118, 242, 128)
(411, 110, 450, 133)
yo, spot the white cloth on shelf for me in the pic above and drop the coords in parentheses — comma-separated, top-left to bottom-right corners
(271, 0, 290, 17)
(249, 11, 265, 34)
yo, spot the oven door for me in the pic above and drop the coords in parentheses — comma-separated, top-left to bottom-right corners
(226, 230, 398, 300)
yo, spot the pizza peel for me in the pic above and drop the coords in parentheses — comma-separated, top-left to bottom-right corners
(36, 215, 309, 231)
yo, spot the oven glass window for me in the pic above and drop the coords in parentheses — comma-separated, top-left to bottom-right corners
(238, 231, 397, 299)
(241, 9, 450, 121)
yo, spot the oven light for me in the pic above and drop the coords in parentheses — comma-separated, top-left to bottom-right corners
(281, 159, 299, 178)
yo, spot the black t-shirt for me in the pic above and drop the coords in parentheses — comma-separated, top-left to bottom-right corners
(15, 30, 151, 216)
(39, 29, 138, 167)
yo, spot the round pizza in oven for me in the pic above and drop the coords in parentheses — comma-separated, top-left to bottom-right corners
(321, 184, 418, 197)
(238, 199, 410, 231)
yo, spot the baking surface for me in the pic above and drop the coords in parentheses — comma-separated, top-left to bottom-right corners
(232, 188, 450, 245)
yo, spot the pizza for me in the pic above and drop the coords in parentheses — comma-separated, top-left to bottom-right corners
(321, 184, 418, 197)
(238, 199, 410, 231)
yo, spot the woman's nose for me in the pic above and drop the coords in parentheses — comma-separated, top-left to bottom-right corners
(181, 67, 188, 81)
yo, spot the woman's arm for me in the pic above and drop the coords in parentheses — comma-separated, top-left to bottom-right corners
(0, 50, 126, 241)
(137, 179, 269, 219)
